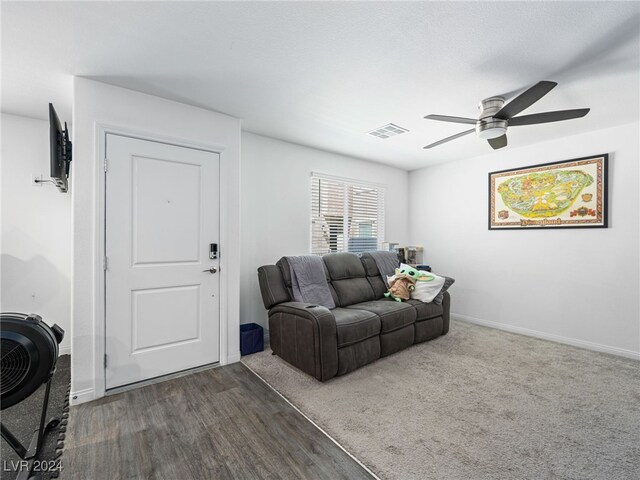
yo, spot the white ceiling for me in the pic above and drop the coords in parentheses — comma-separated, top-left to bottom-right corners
(2, 1, 639, 170)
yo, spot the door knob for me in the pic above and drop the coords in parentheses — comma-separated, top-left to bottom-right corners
(202, 267, 217, 274)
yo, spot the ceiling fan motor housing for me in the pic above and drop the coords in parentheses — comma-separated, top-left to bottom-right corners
(476, 96, 508, 139)
(478, 96, 505, 118)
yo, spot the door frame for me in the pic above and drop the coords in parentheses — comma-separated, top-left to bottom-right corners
(93, 124, 231, 399)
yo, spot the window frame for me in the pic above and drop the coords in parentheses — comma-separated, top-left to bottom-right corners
(310, 172, 386, 255)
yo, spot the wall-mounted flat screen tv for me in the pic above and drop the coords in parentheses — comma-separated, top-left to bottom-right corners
(49, 103, 72, 193)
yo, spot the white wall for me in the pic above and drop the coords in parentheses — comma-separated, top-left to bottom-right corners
(1, 113, 71, 353)
(71, 78, 241, 404)
(240, 132, 410, 330)
(409, 122, 640, 358)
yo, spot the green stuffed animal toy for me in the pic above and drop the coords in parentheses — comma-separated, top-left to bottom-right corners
(385, 265, 435, 302)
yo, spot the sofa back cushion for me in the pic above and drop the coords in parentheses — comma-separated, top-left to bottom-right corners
(359, 253, 388, 299)
(276, 257, 339, 307)
(322, 253, 375, 306)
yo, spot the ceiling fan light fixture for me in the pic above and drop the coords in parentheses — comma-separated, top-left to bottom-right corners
(476, 119, 508, 139)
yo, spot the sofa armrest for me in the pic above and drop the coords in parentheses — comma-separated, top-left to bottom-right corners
(441, 291, 451, 335)
(268, 302, 338, 381)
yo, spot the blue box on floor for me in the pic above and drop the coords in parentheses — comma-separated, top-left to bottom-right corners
(240, 323, 264, 356)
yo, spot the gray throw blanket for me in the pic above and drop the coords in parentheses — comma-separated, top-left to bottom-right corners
(368, 251, 400, 287)
(286, 256, 336, 309)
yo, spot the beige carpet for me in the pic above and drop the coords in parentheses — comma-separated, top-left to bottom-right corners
(242, 321, 640, 480)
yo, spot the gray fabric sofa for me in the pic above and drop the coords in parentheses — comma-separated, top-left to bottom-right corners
(257, 252, 450, 381)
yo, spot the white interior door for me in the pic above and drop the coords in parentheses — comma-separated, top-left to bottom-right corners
(105, 134, 220, 389)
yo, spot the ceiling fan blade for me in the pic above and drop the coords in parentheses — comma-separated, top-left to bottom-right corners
(487, 134, 507, 150)
(423, 128, 475, 149)
(495, 81, 557, 120)
(508, 108, 590, 126)
(424, 114, 477, 125)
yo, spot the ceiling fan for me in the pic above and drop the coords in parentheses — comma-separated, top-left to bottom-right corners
(423, 81, 590, 150)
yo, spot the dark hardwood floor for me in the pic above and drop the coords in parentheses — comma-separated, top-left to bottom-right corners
(63, 363, 373, 480)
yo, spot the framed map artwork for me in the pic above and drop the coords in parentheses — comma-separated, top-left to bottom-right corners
(489, 154, 608, 230)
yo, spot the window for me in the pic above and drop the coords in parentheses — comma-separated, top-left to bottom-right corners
(311, 173, 385, 255)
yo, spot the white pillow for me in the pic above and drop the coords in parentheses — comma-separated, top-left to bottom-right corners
(411, 272, 446, 303)
(387, 264, 446, 303)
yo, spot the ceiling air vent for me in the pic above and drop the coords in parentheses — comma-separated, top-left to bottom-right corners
(368, 123, 409, 139)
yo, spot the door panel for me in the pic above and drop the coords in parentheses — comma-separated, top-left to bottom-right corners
(105, 134, 220, 389)
(132, 156, 201, 265)
(131, 285, 200, 352)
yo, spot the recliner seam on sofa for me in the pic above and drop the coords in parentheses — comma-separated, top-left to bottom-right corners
(336, 315, 378, 326)
(381, 323, 417, 335)
(338, 332, 380, 349)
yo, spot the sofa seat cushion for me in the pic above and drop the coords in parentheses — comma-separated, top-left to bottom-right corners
(333, 308, 380, 348)
(347, 299, 416, 333)
(406, 299, 444, 322)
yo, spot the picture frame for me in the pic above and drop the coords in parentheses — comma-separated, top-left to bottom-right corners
(488, 154, 608, 230)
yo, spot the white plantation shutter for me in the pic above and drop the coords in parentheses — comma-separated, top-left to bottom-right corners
(311, 173, 385, 255)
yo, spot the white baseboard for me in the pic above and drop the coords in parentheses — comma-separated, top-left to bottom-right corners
(452, 313, 640, 361)
(59, 345, 71, 356)
(69, 388, 95, 406)
(227, 352, 241, 364)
